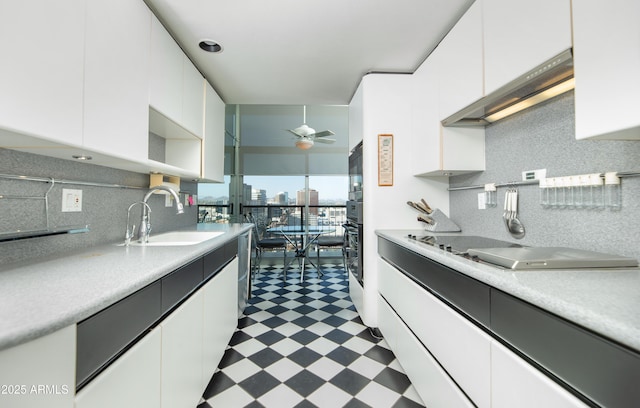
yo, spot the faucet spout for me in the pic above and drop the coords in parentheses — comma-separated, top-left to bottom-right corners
(137, 185, 185, 243)
(142, 185, 185, 214)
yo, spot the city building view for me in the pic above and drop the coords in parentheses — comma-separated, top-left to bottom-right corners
(197, 176, 348, 237)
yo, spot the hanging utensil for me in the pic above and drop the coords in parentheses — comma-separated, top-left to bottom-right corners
(503, 189, 512, 231)
(507, 188, 526, 239)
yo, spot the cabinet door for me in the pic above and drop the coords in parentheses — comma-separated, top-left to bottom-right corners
(83, 0, 150, 161)
(150, 14, 183, 124)
(395, 308, 474, 408)
(380, 258, 491, 408)
(410, 52, 440, 176)
(202, 258, 238, 388)
(75, 328, 161, 408)
(491, 340, 588, 408)
(182, 58, 205, 138)
(572, 0, 640, 140)
(411, 38, 485, 177)
(0, 326, 75, 408)
(203, 82, 226, 182)
(376, 293, 398, 350)
(0, 0, 84, 145)
(483, 0, 572, 95)
(438, 1, 483, 119)
(160, 291, 204, 408)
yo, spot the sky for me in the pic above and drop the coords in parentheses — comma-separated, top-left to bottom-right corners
(198, 175, 349, 201)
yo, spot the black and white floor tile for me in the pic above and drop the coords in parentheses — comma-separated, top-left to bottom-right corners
(197, 262, 425, 408)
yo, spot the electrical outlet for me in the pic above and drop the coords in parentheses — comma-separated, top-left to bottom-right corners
(62, 189, 82, 212)
(522, 168, 547, 181)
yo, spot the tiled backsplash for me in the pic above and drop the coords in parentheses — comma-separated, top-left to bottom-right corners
(449, 91, 640, 260)
(0, 148, 198, 265)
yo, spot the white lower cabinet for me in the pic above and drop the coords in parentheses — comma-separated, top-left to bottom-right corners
(202, 259, 239, 388)
(160, 290, 204, 408)
(378, 293, 474, 408)
(378, 258, 491, 408)
(75, 328, 161, 408)
(491, 340, 588, 408)
(0, 325, 76, 408)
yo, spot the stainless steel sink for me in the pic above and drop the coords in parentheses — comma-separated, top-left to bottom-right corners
(123, 231, 225, 246)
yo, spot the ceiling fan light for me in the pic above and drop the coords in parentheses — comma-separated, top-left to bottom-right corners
(295, 138, 314, 150)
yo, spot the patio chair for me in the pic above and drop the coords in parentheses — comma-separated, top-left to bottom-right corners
(246, 213, 288, 280)
(315, 224, 348, 274)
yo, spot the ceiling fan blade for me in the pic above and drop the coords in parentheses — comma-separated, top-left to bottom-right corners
(287, 129, 304, 138)
(314, 138, 336, 144)
(310, 130, 335, 138)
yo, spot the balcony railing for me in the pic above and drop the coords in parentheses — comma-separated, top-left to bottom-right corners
(197, 204, 347, 238)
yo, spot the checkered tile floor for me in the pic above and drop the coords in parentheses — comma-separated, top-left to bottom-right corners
(197, 262, 425, 408)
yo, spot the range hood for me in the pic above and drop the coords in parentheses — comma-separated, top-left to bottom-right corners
(442, 49, 574, 127)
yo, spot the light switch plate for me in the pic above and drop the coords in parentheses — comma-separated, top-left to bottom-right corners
(62, 188, 82, 212)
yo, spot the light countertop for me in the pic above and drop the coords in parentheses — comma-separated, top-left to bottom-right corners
(376, 229, 640, 353)
(0, 223, 253, 351)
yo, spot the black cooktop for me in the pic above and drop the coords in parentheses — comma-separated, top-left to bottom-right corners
(408, 234, 523, 255)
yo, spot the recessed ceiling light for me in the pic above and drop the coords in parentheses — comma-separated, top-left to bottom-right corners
(199, 40, 223, 53)
(72, 155, 92, 161)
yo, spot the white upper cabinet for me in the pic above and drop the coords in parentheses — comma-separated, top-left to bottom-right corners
(483, 0, 572, 95)
(203, 82, 226, 182)
(150, 15, 205, 139)
(411, 51, 440, 176)
(438, 1, 484, 119)
(182, 58, 205, 138)
(83, 0, 151, 162)
(411, 2, 485, 177)
(572, 0, 640, 140)
(0, 0, 85, 146)
(150, 14, 183, 126)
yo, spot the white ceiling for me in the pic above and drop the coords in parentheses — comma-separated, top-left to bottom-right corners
(144, 0, 473, 106)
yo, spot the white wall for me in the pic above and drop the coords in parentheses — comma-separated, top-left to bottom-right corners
(354, 73, 450, 327)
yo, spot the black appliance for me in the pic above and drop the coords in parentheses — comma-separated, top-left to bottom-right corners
(348, 141, 363, 202)
(346, 142, 364, 285)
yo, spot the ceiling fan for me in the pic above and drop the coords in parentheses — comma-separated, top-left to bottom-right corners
(287, 106, 336, 150)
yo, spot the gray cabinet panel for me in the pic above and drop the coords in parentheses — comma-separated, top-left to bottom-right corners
(378, 237, 490, 327)
(161, 258, 204, 314)
(76, 280, 161, 389)
(491, 289, 640, 408)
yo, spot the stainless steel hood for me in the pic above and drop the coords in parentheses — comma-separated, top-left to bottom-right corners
(442, 49, 574, 127)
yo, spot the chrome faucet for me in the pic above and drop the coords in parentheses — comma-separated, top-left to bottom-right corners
(137, 185, 185, 244)
(124, 201, 151, 246)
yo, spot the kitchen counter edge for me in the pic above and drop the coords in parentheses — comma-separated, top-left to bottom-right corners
(376, 229, 640, 353)
(0, 223, 253, 351)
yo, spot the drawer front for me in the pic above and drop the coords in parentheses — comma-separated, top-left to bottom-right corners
(379, 257, 490, 408)
(492, 289, 640, 408)
(378, 237, 490, 326)
(77, 280, 161, 389)
(491, 340, 588, 408)
(161, 257, 204, 314)
(394, 305, 475, 408)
